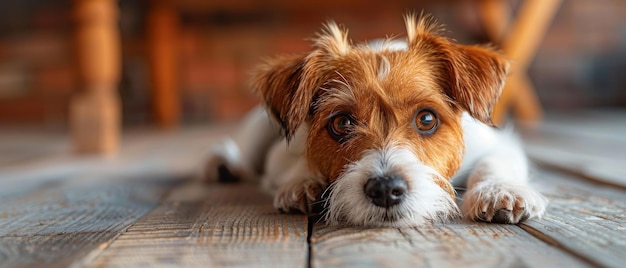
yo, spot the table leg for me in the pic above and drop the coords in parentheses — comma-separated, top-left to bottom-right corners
(70, 0, 121, 154)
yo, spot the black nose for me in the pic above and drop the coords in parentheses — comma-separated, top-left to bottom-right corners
(364, 176, 408, 208)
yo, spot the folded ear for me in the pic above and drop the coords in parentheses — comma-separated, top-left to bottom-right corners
(254, 21, 351, 140)
(253, 54, 309, 140)
(440, 44, 510, 126)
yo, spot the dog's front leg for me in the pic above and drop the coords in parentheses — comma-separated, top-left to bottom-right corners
(202, 106, 281, 183)
(266, 157, 327, 214)
(461, 138, 547, 224)
(254, 124, 326, 214)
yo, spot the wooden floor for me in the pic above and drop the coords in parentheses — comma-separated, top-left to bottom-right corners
(1, 110, 625, 267)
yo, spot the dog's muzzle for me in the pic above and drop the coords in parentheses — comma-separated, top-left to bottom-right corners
(364, 176, 408, 208)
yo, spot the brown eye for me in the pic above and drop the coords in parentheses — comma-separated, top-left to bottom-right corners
(328, 113, 356, 141)
(415, 109, 438, 134)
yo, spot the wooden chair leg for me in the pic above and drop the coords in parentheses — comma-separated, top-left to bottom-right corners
(481, 0, 562, 125)
(71, 0, 121, 154)
(148, 2, 180, 128)
(478, 0, 510, 43)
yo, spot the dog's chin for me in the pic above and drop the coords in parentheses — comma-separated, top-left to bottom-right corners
(323, 146, 460, 228)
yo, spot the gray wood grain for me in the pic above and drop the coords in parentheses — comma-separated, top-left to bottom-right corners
(0, 130, 68, 168)
(521, 168, 626, 268)
(523, 110, 626, 188)
(0, 127, 234, 267)
(311, 220, 588, 268)
(0, 175, 180, 268)
(83, 182, 309, 268)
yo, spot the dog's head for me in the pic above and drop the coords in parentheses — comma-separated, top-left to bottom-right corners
(254, 14, 509, 227)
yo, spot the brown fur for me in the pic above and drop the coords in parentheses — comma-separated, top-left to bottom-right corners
(254, 14, 509, 196)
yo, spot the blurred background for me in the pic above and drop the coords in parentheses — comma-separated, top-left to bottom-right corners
(0, 0, 624, 130)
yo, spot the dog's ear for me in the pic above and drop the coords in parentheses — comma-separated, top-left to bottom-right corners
(253, 54, 309, 140)
(404, 13, 509, 126)
(254, 22, 351, 140)
(439, 44, 509, 126)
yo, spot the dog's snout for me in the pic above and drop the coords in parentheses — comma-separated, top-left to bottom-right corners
(364, 176, 408, 208)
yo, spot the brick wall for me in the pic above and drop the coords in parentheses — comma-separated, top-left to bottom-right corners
(0, 1, 74, 125)
(0, 0, 625, 126)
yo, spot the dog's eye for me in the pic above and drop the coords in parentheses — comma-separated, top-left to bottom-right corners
(414, 109, 438, 134)
(328, 113, 356, 141)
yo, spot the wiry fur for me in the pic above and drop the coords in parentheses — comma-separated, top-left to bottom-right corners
(404, 12, 445, 45)
(325, 145, 459, 227)
(202, 14, 547, 227)
(315, 22, 351, 56)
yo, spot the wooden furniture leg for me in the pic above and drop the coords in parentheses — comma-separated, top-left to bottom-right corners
(148, 2, 180, 128)
(480, 0, 562, 126)
(479, 0, 510, 44)
(71, 0, 121, 154)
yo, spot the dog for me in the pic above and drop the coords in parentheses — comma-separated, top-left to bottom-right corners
(202, 14, 547, 227)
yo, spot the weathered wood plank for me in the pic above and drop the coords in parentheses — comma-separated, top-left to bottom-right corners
(520, 168, 626, 268)
(0, 174, 181, 267)
(0, 126, 224, 202)
(0, 126, 228, 176)
(311, 220, 588, 267)
(2, 118, 624, 267)
(82, 182, 308, 267)
(523, 110, 626, 188)
(311, 164, 626, 267)
(0, 127, 230, 267)
(0, 129, 68, 168)
(524, 134, 626, 189)
(310, 165, 616, 267)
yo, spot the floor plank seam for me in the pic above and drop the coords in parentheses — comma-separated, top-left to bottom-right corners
(531, 159, 626, 191)
(69, 177, 188, 267)
(69, 226, 128, 267)
(520, 217, 602, 267)
(307, 217, 314, 268)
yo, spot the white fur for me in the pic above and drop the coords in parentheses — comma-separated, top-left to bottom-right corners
(377, 55, 391, 81)
(201, 106, 280, 182)
(325, 145, 458, 227)
(261, 124, 309, 195)
(367, 39, 408, 53)
(452, 113, 503, 185)
(459, 126, 547, 223)
(258, 124, 329, 213)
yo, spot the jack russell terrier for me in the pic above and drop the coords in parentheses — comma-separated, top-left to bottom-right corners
(202, 14, 547, 227)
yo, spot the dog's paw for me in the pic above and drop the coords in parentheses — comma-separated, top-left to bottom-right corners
(273, 178, 327, 214)
(202, 155, 240, 183)
(200, 138, 253, 183)
(461, 181, 547, 224)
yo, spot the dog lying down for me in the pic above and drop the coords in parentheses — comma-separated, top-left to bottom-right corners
(202, 14, 547, 227)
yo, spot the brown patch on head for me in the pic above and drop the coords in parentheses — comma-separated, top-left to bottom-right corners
(254, 14, 508, 187)
(404, 13, 510, 126)
(305, 47, 465, 184)
(253, 22, 352, 140)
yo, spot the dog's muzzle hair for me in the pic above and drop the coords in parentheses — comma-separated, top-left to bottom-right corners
(325, 144, 459, 227)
